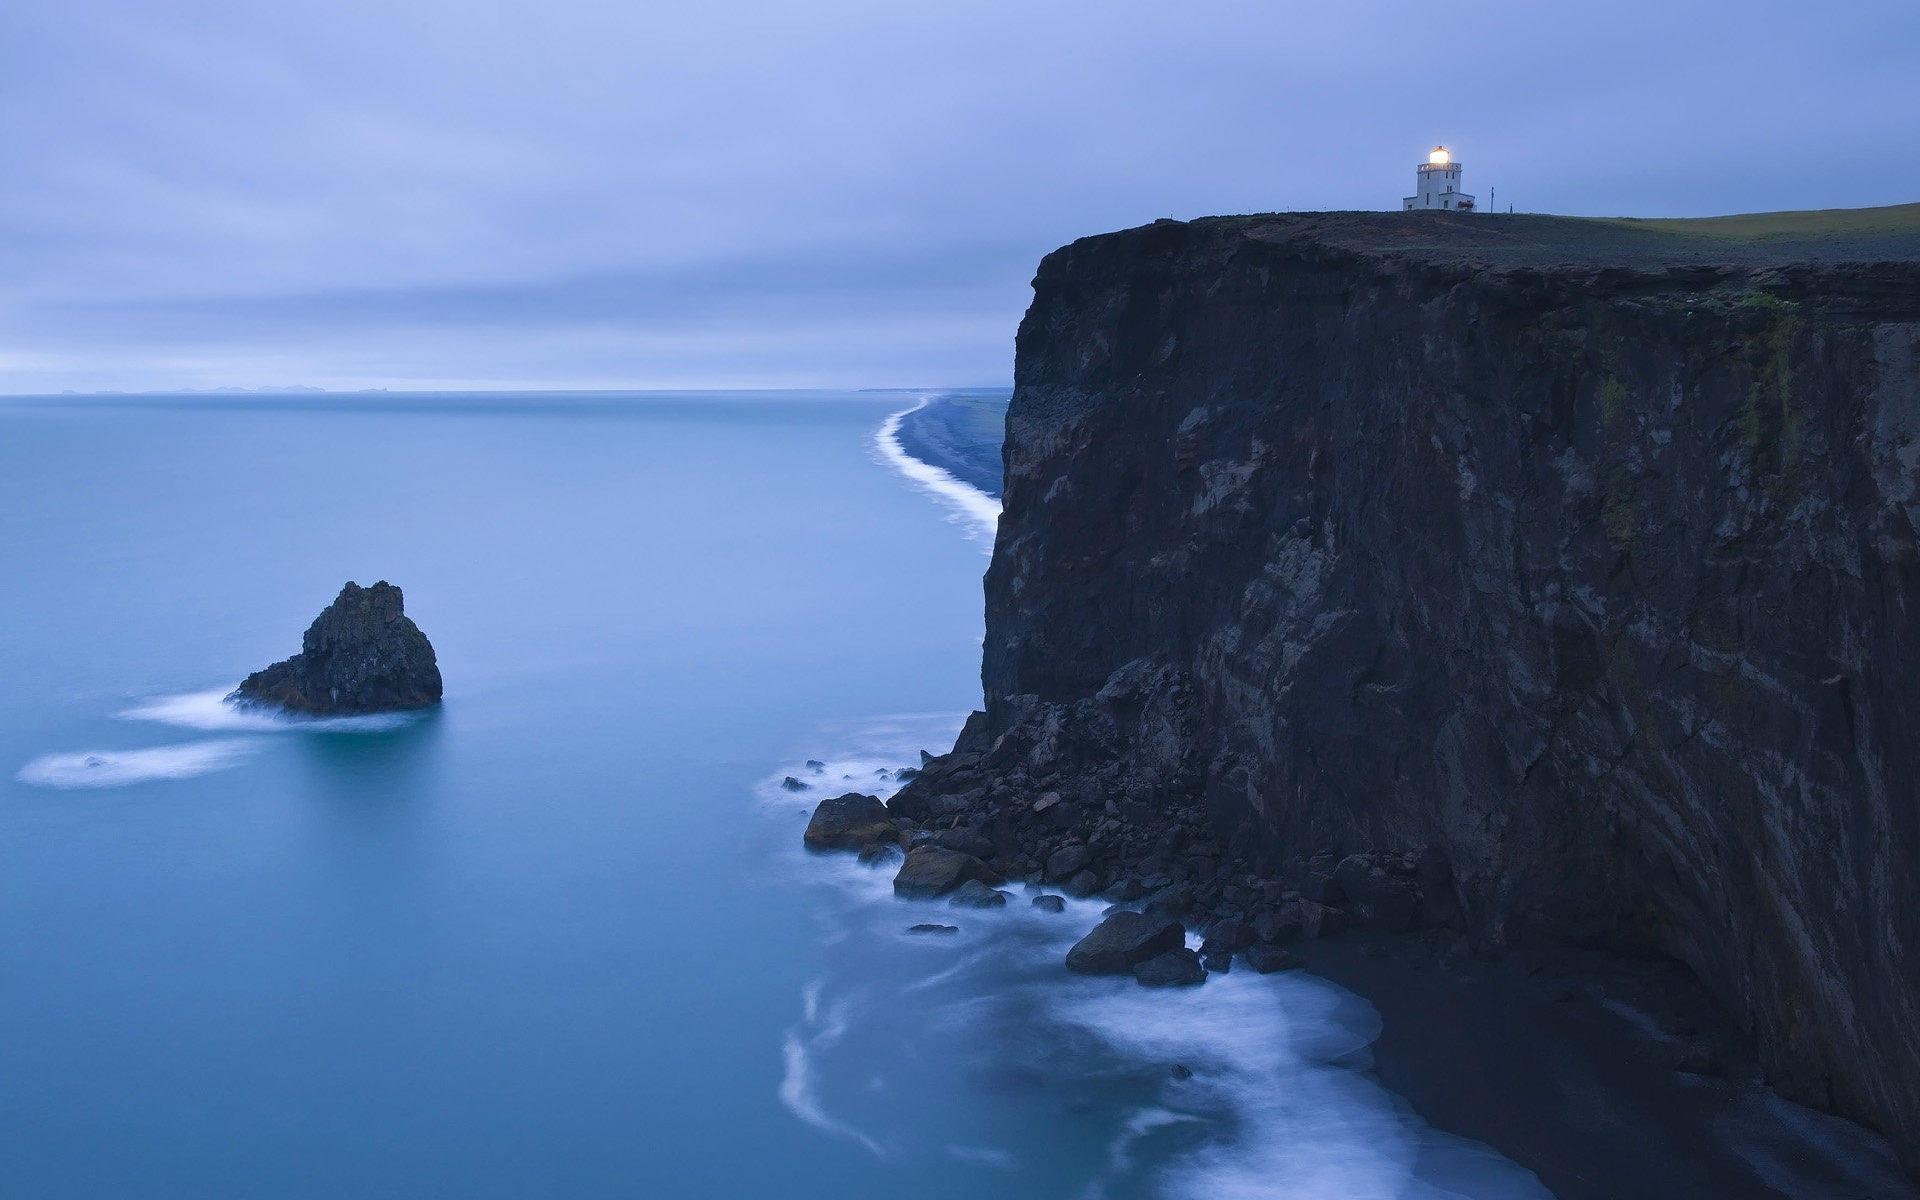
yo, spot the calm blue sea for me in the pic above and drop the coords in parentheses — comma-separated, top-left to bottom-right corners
(0, 391, 1546, 1199)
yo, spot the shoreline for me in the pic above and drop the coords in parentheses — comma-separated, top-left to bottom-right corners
(872, 394, 1002, 546)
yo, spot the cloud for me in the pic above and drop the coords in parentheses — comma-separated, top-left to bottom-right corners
(3, 0, 1916, 391)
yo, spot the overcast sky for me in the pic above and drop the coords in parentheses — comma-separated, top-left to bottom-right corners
(4, 0, 1916, 393)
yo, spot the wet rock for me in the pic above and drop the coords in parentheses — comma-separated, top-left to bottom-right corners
(1199, 917, 1253, 957)
(933, 828, 996, 859)
(1241, 944, 1301, 974)
(949, 880, 1009, 908)
(1045, 844, 1091, 881)
(1065, 911, 1185, 974)
(893, 846, 1003, 899)
(1031, 894, 1066, 913)
(1169, 1063, 1193, 1080)
(1133, 948, 1206, 987)
(1144, 883, 1193, 917)
(1252, 907, 1304, 945)
(1202, 952, 1233, 974)
(781, 776, 808, 792)
(1064, 869, 1102, 898)
(803, 793, 897, 852)
(907, 923, 958, 935)
(805, 759, 826, 772)
(232, 581, 441, 714)
(857, 843, 901, 866)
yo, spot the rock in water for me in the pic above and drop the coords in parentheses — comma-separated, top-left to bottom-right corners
(1064, 911, 1185, 975)
(892, 846, 1003, 898)
(232, 581, 441, 715)
(803, 793, 897, 852)
(1241, 945, 1300, 975)
(1133, 948, 1206, 987)
(948, 879, 1009, 908)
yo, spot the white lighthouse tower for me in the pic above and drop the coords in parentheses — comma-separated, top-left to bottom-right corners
(1403, 145, 1475, 211)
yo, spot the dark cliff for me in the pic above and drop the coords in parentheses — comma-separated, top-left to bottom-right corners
(892, 206, 1920, 1171)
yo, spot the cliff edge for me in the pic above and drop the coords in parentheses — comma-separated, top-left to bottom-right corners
(892, 205, 1920, 1172)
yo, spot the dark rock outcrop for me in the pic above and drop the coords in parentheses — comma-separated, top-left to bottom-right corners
(892, 846, 1003, 898)
(803, 793, 898, 852)
(1242, 945, 1301, 975)
(1134, 948, 1207, 987)
(232, 581, 441, 714)
(948, 879, 1009, 908)
(1064, 911, 1186, 974)
(893, 208, 1920, 1173)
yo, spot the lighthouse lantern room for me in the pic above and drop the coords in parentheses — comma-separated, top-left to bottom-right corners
(1403, 145, 1475, 212)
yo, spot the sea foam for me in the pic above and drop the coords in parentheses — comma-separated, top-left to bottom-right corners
(873, 397, 1001, 548)
(763, 715, 1553, 1198)
(120, 688, 417, 733)
(16, 739, 256, 789)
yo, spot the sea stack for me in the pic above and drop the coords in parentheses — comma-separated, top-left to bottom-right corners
(232, 581, 442, 714)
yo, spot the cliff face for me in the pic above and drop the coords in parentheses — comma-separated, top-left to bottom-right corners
(899, 209, 1920, 1169)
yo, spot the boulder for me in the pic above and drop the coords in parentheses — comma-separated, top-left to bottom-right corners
(1133, 948, 1207, 987)
(1031, 894, 1066, 913)
(1045, 844, 1091, 881)
(1252, 906, 1305, 945)
(781, 776, 808, 792)
(1064, 869, 1102, 898)
(1199, 917, 1253, 957)
(1065, 911, 1186, 975)
(803, 793, 897, 852)
(933, 828, 996, 859)
(893, 846, 1003, 898)
(907, 923, 958, 935)
(231, 581, 441, 714)
(1242, 944, 1301, 974)
(949, 880, 1009, 908)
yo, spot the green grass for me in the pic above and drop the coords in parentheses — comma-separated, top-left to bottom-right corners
(1595, 202, 1920, 242)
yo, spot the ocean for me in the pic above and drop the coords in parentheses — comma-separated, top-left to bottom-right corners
(0, 390, 1548, 1198)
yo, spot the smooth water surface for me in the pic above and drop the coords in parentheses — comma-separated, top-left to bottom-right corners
(0, 391, 1544, 1198)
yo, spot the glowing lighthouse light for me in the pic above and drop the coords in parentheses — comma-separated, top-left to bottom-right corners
(1404, 144, 1474, 211)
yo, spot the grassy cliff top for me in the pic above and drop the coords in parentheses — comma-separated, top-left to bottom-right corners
(1176, 202, 1920, 270)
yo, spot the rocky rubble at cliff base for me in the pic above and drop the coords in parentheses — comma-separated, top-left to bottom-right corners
(801, 772, 1361, 984)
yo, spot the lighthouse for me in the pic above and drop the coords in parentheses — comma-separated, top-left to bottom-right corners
(1403, 145, 1475, 212)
